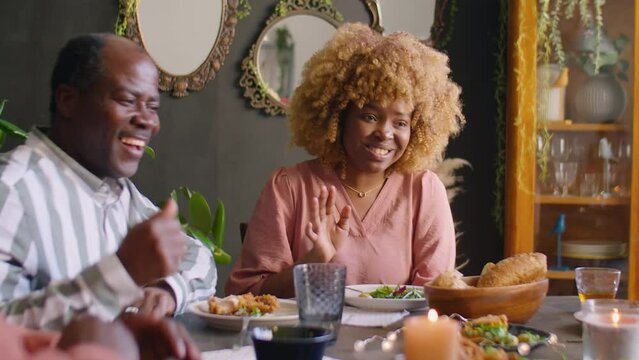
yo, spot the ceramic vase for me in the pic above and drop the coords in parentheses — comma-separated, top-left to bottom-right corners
(537, 64, 566, 122)
(571, 73, 626, 123)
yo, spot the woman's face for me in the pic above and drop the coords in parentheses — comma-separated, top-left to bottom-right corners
(341, 100, 412, 176)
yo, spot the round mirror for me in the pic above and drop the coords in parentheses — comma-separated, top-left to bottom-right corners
(138, 0, 223, 76)
(119, 0, 238, 97)
(257, 15, 336, 105)
(378, 0, 435, 40)
(240, 0, 343, 116)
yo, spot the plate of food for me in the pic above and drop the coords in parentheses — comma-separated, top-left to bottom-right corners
(188, 293, 299, 331)
(461, 314, 556, 356)
(344, 284, 427, 312)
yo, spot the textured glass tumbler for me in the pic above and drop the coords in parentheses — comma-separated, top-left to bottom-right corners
(575, 267, 621, 304)
(293, 263, 346, 340)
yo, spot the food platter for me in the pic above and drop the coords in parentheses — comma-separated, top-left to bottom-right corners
(500, 324, 555, 353)
(188, 299, 299, 330)
(344, 284, 427, 312)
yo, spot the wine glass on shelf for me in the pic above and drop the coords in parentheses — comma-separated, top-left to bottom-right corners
(550, 134, 571, 162)
(554, 162, 578, 196)
(598, 137, 614, 198)
(613, 139, 632, 197)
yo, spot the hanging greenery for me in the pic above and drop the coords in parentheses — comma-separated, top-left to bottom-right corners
(115, 0, 138, 36)
(492, 0, 508, 238)
(535, 0, 607, 187)
(537, 0, 606, 73)
(237, 0, 252, 20)
(431, 0, 459, 50)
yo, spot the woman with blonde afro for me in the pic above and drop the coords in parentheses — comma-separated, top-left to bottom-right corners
(226, 23, 464, 297)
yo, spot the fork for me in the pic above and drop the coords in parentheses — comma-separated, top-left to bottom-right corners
(233, 316, 250, 349)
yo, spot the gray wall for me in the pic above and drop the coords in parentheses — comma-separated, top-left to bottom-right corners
(0, 0, 370, 295)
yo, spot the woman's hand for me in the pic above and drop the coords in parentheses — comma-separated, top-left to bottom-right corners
(305, 185, 351, 262)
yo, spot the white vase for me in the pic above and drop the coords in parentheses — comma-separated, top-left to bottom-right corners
(571, 73, 627, 123)
(537, 64, 566, 122)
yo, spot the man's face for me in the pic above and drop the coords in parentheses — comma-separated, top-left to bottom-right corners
(66, 40, 160, 179)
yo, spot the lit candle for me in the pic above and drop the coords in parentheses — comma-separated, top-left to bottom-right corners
(403, 309, 459, 360)
(583, 307, 639, 360)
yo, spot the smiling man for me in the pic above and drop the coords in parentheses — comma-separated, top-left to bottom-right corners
(0, 34, 217, 330)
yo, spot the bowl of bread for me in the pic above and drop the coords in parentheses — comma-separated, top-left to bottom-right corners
(424, 253, 549, 323)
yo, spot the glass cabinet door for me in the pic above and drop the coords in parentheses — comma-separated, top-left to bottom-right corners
(506, 0, 638, 299)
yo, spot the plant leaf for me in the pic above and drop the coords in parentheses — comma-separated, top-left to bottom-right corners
(189, 191, 212, 234)
(213, 246, 232, 265)
(0, 99, 6, 115)
(619, 59, 629, 72)
(614, 34, 630, 52)
(170, 190, 178, 203)
(213, 199, 225, 248)
(180, 186, 192, 200)
(186, 225, 214, 248)
(0, 130, 5, 148)
(144, 146, 155, 159)
(0, 119, 27, 139)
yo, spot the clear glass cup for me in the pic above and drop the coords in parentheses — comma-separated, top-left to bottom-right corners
(579, 173, 599, 197)
(575, 267, 621, 304)
(553, 161, 578, 196)
(293, 263, 346, 340)
(582, 299, 639, 360)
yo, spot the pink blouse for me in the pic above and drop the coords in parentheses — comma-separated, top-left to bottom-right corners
(225, 159, 456, 295)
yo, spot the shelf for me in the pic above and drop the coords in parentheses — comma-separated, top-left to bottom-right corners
(538, 120, 628, 132)
(547, 270, 575, 280)
(535, 195, 630, 205)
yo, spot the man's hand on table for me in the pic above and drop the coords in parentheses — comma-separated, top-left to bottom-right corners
(120, 313, 201, 360)
(131, 286, 177, 319)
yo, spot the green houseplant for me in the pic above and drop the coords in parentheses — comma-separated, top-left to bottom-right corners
(0, 99, 28, 148)
(171, 187, 231, 265)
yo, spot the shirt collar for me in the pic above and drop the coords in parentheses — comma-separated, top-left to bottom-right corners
(27, 126, 123, 196)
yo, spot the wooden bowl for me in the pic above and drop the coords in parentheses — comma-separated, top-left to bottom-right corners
(423, 276, 549, 323)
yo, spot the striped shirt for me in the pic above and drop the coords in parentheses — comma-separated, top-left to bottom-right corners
(0, 127, 217, 329)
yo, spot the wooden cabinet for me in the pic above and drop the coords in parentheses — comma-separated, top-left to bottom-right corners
(505, 1, 639, 299)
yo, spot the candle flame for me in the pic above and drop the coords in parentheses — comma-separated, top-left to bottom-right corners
(427, 309, 438, 322)
(612, 308, 620, 327)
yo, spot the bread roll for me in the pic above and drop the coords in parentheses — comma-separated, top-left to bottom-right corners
(477, 253, 547, 287)
(430, 269, 471, 289)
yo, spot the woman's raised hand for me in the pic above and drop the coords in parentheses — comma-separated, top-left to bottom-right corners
(305, 185, 351, 262)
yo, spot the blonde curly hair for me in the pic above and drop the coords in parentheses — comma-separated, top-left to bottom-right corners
(289, 22, 464, 175)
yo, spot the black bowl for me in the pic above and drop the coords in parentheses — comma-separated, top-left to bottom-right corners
(251, 326, 333, 360)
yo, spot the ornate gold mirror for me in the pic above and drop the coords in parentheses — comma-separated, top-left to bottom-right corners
(239, 0, 343, 116)
(118, 0, 238, 97)
(363, 0, 452, 47)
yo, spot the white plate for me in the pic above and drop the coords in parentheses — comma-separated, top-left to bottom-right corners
(344, 284, 427, 312)
(188, 299, 299, 330)
(574, 310, 585, 322)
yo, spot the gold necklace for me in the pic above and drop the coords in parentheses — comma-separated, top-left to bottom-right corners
(341, 180, 385, 198)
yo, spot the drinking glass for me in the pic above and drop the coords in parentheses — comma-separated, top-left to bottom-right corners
(579, 173, 599, 197)
(554, 162, 578, 196)
(575, 267, 621, 304)
(293, 263, 346, 340)
(550, 134, 571, 162)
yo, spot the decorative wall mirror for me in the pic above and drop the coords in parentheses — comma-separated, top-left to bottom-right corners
(363, 0, 453, 48)
(118, 0, 238, 97)
(239, 0, 343, 116)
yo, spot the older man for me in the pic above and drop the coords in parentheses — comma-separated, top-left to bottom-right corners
(0, 33, 217, 329)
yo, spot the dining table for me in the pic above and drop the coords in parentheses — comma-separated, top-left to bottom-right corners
(178, 295, 584, 359)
